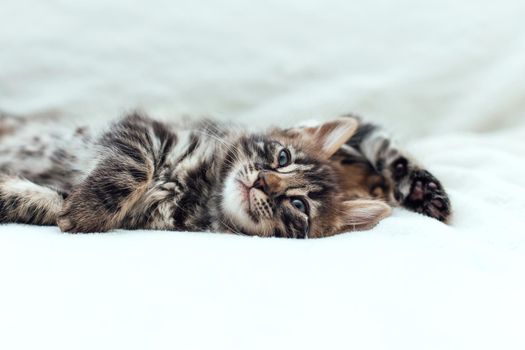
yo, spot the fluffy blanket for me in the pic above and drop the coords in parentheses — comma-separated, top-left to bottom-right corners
(1, 0, 524, 349)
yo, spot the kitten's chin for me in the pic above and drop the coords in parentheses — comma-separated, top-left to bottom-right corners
(222, 173, 253, 227)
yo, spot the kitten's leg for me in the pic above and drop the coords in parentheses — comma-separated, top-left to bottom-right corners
(335, 118, 452, 222)
(58, 113, 176, 233)
(0, 175, 64, 225)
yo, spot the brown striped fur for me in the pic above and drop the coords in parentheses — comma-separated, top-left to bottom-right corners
(0, 112, 451, 237)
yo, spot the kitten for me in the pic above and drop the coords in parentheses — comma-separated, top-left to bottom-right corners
(0, 111, 451, 238)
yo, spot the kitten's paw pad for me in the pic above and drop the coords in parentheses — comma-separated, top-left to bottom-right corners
(392, 157, 409, 181)
(404, 170, 451, 222)
(409, 180, 425, 201)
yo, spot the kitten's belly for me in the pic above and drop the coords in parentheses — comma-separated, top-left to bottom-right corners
(0, 121, 96, 192)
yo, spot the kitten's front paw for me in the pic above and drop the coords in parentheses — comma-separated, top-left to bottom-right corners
(391, 158, 451, 223)
(403, 170, 451, 222)
(57, 200, 109, 233)
(57, 203, 81, 233)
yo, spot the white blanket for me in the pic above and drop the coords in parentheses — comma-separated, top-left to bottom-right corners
(1, 0, 524, 349)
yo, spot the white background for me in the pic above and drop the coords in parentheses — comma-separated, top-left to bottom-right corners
(1, 0, 525, 349)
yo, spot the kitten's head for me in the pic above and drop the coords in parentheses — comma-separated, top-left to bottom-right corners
(220, 117, 391, 238)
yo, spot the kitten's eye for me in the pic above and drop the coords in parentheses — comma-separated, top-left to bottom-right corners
(278, 148, 291, 167)
(291, 198, 308, 215)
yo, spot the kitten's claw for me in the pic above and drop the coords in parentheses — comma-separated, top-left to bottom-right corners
(403, 170, 451, 223)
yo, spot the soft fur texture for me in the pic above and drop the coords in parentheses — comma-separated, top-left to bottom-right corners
(2, 1, 525, 348)
(0, 112, 450, 237)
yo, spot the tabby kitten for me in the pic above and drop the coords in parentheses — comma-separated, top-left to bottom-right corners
(0, 111, 451, 238)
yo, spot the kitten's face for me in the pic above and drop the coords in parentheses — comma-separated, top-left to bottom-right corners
(222, 137, 337, 238)
(220, 118, 391, 238)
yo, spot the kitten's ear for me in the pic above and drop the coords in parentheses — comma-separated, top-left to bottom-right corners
(300, 118, 359, 158)
(338, 199, 391, 232)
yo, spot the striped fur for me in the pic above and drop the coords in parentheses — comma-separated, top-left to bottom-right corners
(0, 112, 450, 237)
(332, 116, 451, 222)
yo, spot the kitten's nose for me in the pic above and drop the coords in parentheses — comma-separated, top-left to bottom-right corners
(253, 171, 284, 196)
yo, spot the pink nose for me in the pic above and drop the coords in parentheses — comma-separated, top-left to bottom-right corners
(253, 171, 283, 196)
